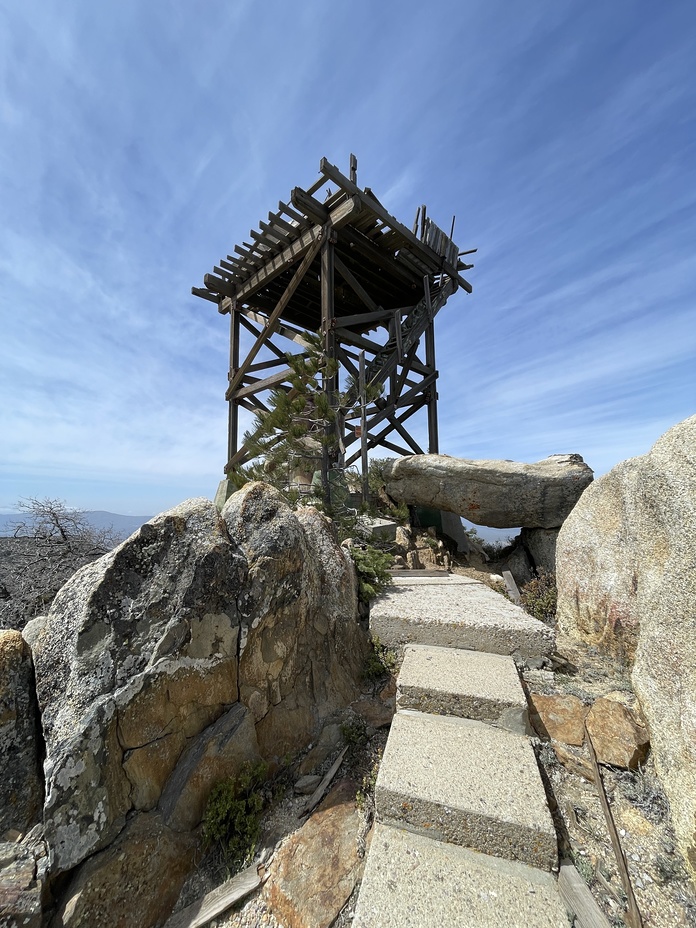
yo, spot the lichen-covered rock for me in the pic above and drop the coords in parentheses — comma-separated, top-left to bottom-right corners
(585, 698, 650, 770)
(520, 528, 559, 574)
(33, 498, 246, 873)
(384, 454, 593, 528)
(222, 485, 368, 760)
(0, 630, 43, 836)
(31, 483, 368, 910)
(556, 460, 643, 663)
(557, 414, 696, 875)
(51, 813, 197, 928)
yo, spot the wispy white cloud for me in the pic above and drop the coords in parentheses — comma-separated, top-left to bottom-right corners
(1, 0, 694, 513)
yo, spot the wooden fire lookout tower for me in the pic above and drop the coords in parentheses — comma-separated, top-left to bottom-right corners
(192, 156, 475, 503)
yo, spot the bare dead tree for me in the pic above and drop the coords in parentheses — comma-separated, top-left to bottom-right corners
(1, 498, 122, 631)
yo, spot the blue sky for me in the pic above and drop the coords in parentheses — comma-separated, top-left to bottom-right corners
(1, 0, 695, 516)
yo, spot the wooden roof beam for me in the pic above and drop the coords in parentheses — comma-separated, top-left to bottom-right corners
(224, 195, 361, 303)
(319, 157, 472, 294)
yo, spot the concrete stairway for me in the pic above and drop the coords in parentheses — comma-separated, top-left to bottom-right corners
(353, 577, 571, 927)
(370, 574, 555, 659)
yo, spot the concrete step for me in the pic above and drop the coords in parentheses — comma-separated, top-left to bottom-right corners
(375, 710, 557, 870)
(397, 644, 530, 735)
(354, 824, 571, 928)
(370, 576, 553, 658)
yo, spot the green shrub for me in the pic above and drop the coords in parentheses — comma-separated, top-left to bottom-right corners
(362, 634, 397, 682)
(202, 761, 269, 872)
(349, 544, 394, 603)
(520, 569, 557, 625)
(341, 715, 369, 748)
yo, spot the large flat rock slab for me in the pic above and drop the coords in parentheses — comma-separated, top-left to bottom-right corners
(375, 711, 557, 870)
(354, 824, 571, 928)
(384, 453, 593, 528)
(397, 645, 530, 734)
(371, 577, 554, 658)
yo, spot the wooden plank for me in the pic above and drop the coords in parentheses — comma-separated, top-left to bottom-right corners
(232, 198, 360, 303)
(502, 571, 521, 605)
(203, 272, 235, 298)
(424, 316, 438, 453)
(558, 860, 612, 928)
(339, 226, 424, 288)
(278, 199, 311, 226)
(333, 253, 381, 314)
(386, 413, 423, 454)
(191, 286, 220, 304)
(231, 223, 322, 302)
(301, 746, 348, 817)
(232, 367, 294, 399)
(332, 308, 393, 329)
(246, 355, 299, 374)
(163, 864, 262, 928)
(226, 235, 323, 399)
(344, 400, 426, 464)
(241, 308, 312, 348)
(291, 186, 329, 224)
(333, 328, 431, 377)
(585, 729, 643, 928)
(319, 158, 473, 293)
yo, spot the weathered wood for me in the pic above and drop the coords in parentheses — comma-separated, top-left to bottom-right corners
(502, 571, 521, 605)
(334, 253, 381, 314)
(240, 307, 312, 348)
(237, 313, 288, 362)
(301, 746, 348, 817)
(226, 235, 324, 399)
(163, 864, 262, 928)
(332, 308, 393, 329)
(191, 286, 220, 304)
(344, 400, 427, 465)
(334, 328, 431, 377)
(246, 355, 301, 374)
(558, 860, 612, 928)
(586, 729, 643, 928)
(424, 317, 438, 453)
(321, 236, 336, 504)
(320, 158, 473, 293)
(292, 186, 329, 224)
(278, 199, 310, 226)
(231, 367, 295, 399)
(386, 413, 424, 454)
(227, 310, 240, 466)
(231, 223, 322, 302)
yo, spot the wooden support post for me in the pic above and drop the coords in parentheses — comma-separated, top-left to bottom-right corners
(227, 308, 240, 469)
(321, 234, 336, 508)
(359, 351, 369, 505)
(425, 316, 439, 454)
(226, 235, 323, 400)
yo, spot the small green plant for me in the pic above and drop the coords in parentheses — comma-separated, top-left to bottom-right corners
(202, 760, 269, 872)
(362, 634, 397, 682)
(349, 544, 394, 603)
(341, 715, 369, 748)
(572, 850, 595, 885)
(356, 759, 380, 813)
(520, 569, 557, 625)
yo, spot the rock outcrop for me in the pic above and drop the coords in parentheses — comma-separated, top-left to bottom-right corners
(556, 414, 696, 875)
(17, 485, 368, 925)
(0, 630, 43, 836)
(384, 454, 593, 529)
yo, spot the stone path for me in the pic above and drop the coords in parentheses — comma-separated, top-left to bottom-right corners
(353, 575, 571, 927)
(370, 575, 554, 658)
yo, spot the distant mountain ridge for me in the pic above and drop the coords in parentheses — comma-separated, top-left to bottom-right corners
(0, 511, 151, 539)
